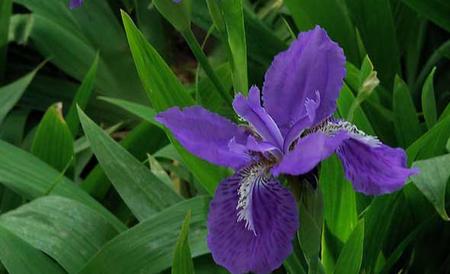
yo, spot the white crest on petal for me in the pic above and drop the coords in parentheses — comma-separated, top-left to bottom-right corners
(312, 118, 381, 147)
(236, 164, 270, 235)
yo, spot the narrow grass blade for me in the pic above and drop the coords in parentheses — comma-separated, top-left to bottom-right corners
(66, 53, 99, 136)
(172, 210, 195, 274)
(78, 107, 181, 221)
(80, 197, 210, 274)
(421, 67, 437, 129)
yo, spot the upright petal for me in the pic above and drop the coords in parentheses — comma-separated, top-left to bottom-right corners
(208, 166, 298, 274)
(69, 0, 83, 9)
(337, 139, 419, 195)
(262, 26, 346, 134)
(272, 131, 348, 176)
(233, 86, 284, 149)
(156, 106, 250, 169)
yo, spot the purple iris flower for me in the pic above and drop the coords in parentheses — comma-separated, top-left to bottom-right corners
(69, 0, 83, 9)
(156, 26, 418, 274)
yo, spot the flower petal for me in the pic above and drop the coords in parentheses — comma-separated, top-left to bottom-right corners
(156, 106, 250, 169)
(207, 168, 298, 274)
(262, 26, 346, 134)
(233, 86, 284, 149)
(272, 131, 348, 176)
(337, 139, 419, 195)
(69, 0, 83, 9)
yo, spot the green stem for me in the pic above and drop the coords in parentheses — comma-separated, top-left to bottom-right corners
(181, 28, 233, 104)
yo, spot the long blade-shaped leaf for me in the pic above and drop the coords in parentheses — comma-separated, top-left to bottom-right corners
(0, 225, 65, 274)
(121, 11, 228, 195)
(218, 0, 248, 93)
(80, 197, 210, 274)
(66, 53, 99, 136)
(81, 122, 168, 199)
(172, 211, 195, 274)
(345, 0, 400, 87)
(78, 107, 181, 221)
(0, 139, 125, 231)
(0, 66, 40, 124)
(99, 96, 158, 127)
(407, 114, 450, 162)
(0, 196, 118, 273)
(421, 68, 437, 129)
(333, 219, 364, 274)
(393, 76, 422, 147)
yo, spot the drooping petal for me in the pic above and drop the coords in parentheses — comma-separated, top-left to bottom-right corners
(262, 26, 346, 134)
(207, 166, 298, 274)
(337, 139, 419, 195)
(272, 131, 349, 176)
(233, 86, 284, 149)
(69, 0, 83, 9)
(156, 106, 250, 169)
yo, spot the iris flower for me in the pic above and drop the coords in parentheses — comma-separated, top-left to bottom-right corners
(157, 26, 418, 274)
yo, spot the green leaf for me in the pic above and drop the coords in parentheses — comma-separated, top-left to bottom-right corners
(407, 109, 450, 162)
(121, 11, 193, 109)
(81, 122, 168, 199)
(66, 53, 99, 136)
(78, 107, 181, 221)
(0, 139, 125, 231)
(345, 0, 400, 87)
(154, 0, 191, 31)
(333, 219, 364, 274)
(297, 182, 325, 274)
(172, 210, 195, 274)
(99, 96, 158, 127)
(15, 0, 145, 101)
(0, 66, 40, 124)
(411, 154, 450, 221)
(80, 197, 210, 274)
(320, 155, 358, 243)
(421, 67, 437, 129)
(121, 11, 228, 195)
(283, 0, 360, 65)
(0, 0, 12, 80)
(0, 196, 118, 273)
(31, 103, 74, 172)
(361, 195, 400, 273)
(217, 0, 248, 93)
(206, 0, 225, 33)
(402, 0, 450, 33)
(393, 76, 422, 147)
(0, 225, 64, 274)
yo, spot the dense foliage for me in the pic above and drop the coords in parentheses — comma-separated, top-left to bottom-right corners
(0, 0, 449, 273)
